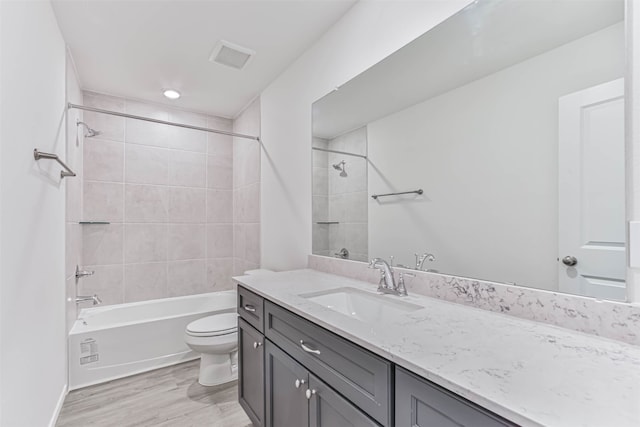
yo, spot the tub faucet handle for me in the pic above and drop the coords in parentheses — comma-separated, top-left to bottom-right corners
(76, 265, 95, 279)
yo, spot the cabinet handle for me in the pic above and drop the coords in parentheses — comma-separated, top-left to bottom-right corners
(305, 389, 317, 400)
(294, 379, 306, 389)
(243, 304, 256, 313)
(300, 340, 321, 355)
(253, 341, 262, 349)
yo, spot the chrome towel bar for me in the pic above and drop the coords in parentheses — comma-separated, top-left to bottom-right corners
(33, 149, 76, 178)
(371, 189, 423, 200)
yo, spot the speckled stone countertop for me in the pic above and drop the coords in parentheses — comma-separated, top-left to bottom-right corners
(234, 269, 640, 427)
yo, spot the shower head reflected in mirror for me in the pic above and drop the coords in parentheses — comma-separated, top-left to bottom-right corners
(76, 120, 100, 137)
(332, 160, 347, 177)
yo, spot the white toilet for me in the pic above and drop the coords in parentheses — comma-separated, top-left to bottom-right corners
(184, 312, 238, 386)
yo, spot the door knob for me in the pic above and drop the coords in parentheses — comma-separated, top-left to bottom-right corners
(562, 256, 578, 266)
(305, 389, 316, 399)
(294, 379, 305, 389)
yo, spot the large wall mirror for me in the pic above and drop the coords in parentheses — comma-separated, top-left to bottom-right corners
(312, 0, 627, 301)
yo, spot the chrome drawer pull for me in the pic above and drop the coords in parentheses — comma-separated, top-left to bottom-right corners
(295, 379, 306, 389)
(305, 389, 317, 399)
(253, 341, 262, 349)
(300, 340, 321, 355)
(244, 304, 256, 313)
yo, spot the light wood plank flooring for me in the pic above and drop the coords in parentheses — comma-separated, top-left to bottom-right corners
(56, 360, 252, 427)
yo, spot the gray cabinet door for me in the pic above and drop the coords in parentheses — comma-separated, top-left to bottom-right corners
(238, 318, 264, 427)
(395, 368, 516, 427)
(265, 340, 309, 427)
(309, 374, 380, 427)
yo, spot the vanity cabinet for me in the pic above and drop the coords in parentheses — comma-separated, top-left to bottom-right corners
(395, 368, 516, 427)
(265, 340, 380, 427)
(237, 285, 516, 427)
(264, 301, 392, 426)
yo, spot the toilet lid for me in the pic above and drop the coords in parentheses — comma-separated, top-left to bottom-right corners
(186, 313, 237, 337)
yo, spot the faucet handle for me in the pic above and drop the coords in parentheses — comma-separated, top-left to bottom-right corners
(397, 272, 415, 296)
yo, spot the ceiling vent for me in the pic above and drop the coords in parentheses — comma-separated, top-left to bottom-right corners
(209, 40, 255, 70)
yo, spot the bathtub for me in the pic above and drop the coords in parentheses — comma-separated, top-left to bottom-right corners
(68, 291, 236, 390)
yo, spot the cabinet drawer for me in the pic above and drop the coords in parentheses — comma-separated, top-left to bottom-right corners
(265, 301, 392, 427)
(395, 368, 517, 427)
(238, 286, 264, 332)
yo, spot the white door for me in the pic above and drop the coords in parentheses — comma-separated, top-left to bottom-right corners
(558, 78, 625, 300)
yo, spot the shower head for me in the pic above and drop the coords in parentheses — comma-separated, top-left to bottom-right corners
(77, 120, 100, 138)
(332, 160, 347, 177)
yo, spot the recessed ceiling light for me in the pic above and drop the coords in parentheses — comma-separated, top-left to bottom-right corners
(163, 89, 181, 100)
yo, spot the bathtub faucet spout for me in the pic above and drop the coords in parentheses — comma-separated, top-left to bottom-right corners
(76, 294, 102, 306)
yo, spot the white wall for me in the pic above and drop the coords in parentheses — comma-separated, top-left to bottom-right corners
(0, 1, 68, 426)
(260, 0, 473, 271)
(367, 23, 624, 290)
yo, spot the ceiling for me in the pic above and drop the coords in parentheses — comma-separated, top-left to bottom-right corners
(52, 0, 356, 118)
(313, 0, 624, 139)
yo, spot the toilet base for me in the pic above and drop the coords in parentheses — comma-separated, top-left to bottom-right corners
(198, 351, 238, 387)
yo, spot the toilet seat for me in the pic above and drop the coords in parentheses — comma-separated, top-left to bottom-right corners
(186, 313, 237, 337)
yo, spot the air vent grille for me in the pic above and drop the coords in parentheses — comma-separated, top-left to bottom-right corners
(209, 40, 254, 70)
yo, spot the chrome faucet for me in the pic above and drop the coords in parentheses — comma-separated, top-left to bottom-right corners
(368, 258, 399, 294)
(76, 295, 102, 305)
(415, 252, 435, 271)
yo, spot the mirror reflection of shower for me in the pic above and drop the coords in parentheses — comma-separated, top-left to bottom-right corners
(76, 119, 100, 137)
(332, 160, 347, 177)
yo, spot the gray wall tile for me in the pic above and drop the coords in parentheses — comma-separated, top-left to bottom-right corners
(124, 262, 167, 302)
(124, 224, 167, 263)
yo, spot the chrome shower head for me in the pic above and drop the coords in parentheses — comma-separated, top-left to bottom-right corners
(77, 120, 100, 138)
(332, 160, 347, 177)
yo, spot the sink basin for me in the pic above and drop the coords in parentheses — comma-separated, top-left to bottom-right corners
(301, 287, 423, 323)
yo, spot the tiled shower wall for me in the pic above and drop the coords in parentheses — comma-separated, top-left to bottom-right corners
(312, 127, 368, 262)
(77, 92, 260, 306)
(312, 137, 330, 257)
(232, 99, 261, 275)
(65, 55, 84, 330)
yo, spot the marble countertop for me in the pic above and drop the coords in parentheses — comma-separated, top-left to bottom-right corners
(234, 269, 640, 427)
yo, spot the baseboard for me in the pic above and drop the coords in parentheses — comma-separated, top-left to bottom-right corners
(48, 383, 68, 427)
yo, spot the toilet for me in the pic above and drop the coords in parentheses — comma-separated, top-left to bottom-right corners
(184, 312, 238, 386)
(185, 269, 274, 386)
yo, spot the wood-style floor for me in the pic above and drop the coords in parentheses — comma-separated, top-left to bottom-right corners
(56, 360, 252, 427)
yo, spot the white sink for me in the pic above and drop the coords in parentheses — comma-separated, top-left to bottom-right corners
(301, 287, 423, 323)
